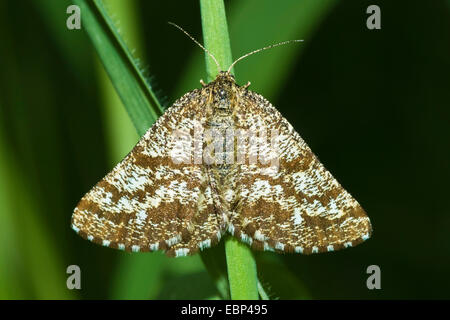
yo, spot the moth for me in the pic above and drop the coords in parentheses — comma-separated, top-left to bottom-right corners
(71, 24, 372, 257)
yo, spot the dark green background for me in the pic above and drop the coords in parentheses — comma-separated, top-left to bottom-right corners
(0, 0, 449, 299)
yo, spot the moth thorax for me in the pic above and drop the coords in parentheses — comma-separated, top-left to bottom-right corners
(211, 79, 236, 112)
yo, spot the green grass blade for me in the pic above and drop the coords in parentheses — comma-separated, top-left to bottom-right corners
(256, 253, 311, 299)
(175, 0, 337, 300)
(75, 0, 224, 299)
(90, 0, 168, 299)
(96, 0, 141, 164)
(199, 242, 230, 299)
(74, 0, 163, 136)
(224, 237, 259, 299)
(258, 281, 270, 300)
(200, 0, 259, 300)
(200, 0, 233, 77)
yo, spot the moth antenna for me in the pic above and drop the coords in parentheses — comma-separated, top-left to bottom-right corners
(227, 39, 303, 73)
(168, 22, 222, 73)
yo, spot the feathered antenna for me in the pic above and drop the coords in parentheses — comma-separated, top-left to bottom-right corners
(168, 22, 222, 73)
(227, 39, 303, 73)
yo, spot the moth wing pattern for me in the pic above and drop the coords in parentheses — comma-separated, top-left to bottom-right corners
(230, 90, 372, 254)
(71, 89, 224, 257)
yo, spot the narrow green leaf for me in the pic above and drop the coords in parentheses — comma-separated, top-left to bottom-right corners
(96, 0, 141, 164)
(73, 0, 163, 136)
(75, 0, 223, 299)
(224, 237, 259, 300)
(200, 0, 233, 77)
(199, 242, 230, 299)
(89, 0, 168, 300)
(256, 253, 311, 300)
(175, 0, 337, 300)
(200, 0, 259, 300)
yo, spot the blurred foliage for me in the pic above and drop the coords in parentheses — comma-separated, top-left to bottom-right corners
(0, 0, 449, 299)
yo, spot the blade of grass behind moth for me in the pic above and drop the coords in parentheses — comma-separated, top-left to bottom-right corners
(92, 0, 167, 299)
(256, 253, 311, 299)
(199, 240, 230, 299)
(74, 0, 214, 298)
(200, 0, 259, 300)
(73, 0, 163, 136)
(176, 0, 338, 300)
(95, 0, 141, 164)
(37, 0, 166, 299)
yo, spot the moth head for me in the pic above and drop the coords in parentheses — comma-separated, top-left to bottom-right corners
(211, 72, 238, 111)
(214, 71, 236, 84)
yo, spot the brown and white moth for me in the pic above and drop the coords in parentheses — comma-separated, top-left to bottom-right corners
(71, 26, 372, 257)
